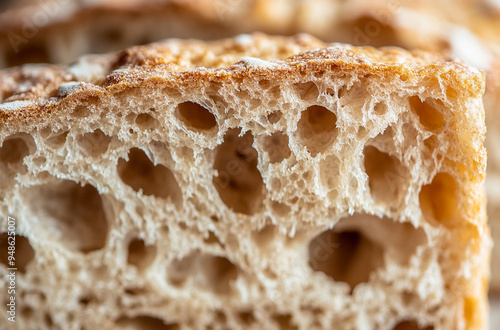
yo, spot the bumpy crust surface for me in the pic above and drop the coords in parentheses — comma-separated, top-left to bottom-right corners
(0, 34, 483, 124)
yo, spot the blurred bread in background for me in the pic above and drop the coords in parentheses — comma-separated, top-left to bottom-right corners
(1, 0, 500, 68)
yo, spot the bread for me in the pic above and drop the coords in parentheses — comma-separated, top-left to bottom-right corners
(0, 0, 261, 68)
(0, 34, 490, 329)
(227, 0, 500, 296)
(4, 0, 500, 298)
(320, 0, 500, 294)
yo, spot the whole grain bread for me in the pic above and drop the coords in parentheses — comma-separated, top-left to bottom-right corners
(0, 34, 491, 330)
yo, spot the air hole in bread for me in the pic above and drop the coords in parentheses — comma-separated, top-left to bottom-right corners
(238, 311, 255, 325)
(262, 132, 291, 164)
(392, 320, 434, 330)
(204, 231, 223, 246)
(124, 287, 147, 296)
(268, 86, 282, 108)
(419, 172, 458, 227)
(319, 155, 341, 200)
(118, 148, 182, 203)
(332, 85, 347, 98)
(168, 252, 238, 294)
(314, 71, 325, 79)
(294, 82, 319, 101)
(214, 310, 227, 326)
(115, 315, 179, 330)
(39, 128, 69, 148)
(135, 113, 157, 130)
(339, 84, 367, 121)
(168, 253, 195, 286)
(332, 214, 426, 265)
(127, 238, 157, 271)
(400, 73, 409, 81)
(357, 126, 368, 139)
(272, 313, 298, 330)
(253, 224, 276, 250)
(409, 96, 444, 132)
(26, 180, 109, 253)
(0, 233, 35, 273)
(364, 146, 408, 206)
(271, 201, 290, 217)
(309, 226, 383, 292)
(298, 105, 338, 156)
(176, 101, 217, 131)
(44, 313, 54, 327)
(308, 213, 425, 291)
(446, 87, 458, 99)
(20, 306, 33, 318)
(374, 103, 388, 115)
(0, 133, 34, 166)
(78, 295, 95, 306)
(267, 111, 283, 124)
(125, 113, 137, 124)
(77, 129, 111, 157)
(201, 255, 239, 294)
(213, 129, 265, 215)
(259, 80, 271, 89)
(71, 105, 91, 118)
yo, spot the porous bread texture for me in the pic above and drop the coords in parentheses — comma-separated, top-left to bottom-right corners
(3, 0, 500, 297)
(333, 0, 500, 294)
(0, 34, 490, 330)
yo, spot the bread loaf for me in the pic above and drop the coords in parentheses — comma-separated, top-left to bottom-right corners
(0, 0, 256, 68)
(0, 34, 490, 329)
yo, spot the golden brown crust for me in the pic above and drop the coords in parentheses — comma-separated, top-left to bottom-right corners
(0, 33, 483, 116)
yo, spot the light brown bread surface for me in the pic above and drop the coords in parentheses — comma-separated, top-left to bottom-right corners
(0, 34, 491, 329)
(0, 0, 254, 68)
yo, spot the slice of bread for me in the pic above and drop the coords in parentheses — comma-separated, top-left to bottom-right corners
(0, 34, 490, 329)
(5, 0, 500, 297)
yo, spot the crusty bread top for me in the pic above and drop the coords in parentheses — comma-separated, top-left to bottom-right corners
(0, 33, 484, 113)
(0, 34, 486, 184)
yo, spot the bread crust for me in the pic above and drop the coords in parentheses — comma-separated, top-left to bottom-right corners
(0, 34, 483, 121)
